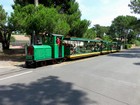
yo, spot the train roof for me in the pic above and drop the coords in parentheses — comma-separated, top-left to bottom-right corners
(51, 34, 64, 37)
(64, 37, 101, 42)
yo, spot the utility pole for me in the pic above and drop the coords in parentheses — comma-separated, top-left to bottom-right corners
(35, 0, 39, 6)
(31, 0, 39, 45)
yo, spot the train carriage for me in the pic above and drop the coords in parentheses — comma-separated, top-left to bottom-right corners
(111, 42, 120, 52)
(101, 41, 112, 54)
(64, 37, 103, 59)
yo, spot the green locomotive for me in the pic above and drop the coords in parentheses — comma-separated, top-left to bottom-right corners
(25, 34, 120, 67)
(25, 34, 64, 67)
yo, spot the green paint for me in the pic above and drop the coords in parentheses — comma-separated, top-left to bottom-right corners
(33, 45, 52, 61)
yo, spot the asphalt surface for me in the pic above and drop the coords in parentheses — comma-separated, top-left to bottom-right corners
(0, 48, 140, 105)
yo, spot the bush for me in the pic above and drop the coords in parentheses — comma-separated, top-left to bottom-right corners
(124, 44, 132, 49)
(134, 40, 140, 46)
(10, 36, 16, 42)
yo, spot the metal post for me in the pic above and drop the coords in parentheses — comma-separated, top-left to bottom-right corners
(35, 0, 39, 6)
(31, 31, 35, 45)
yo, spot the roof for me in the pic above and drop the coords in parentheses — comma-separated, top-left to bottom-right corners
(64, 37, 101, 42)
(51, 34, 64, 37)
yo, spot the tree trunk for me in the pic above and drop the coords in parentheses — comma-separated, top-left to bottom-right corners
(0, 31, 3, 42)
(2, 32, 11, 50)
(2, 41, 10, 50)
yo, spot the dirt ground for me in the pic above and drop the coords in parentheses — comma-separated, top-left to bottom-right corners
(0, 49, 25, 67)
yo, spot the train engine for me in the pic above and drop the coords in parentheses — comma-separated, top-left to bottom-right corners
(25, 34, 64, 67)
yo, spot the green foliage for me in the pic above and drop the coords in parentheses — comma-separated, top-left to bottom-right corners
(127, 30, 136, 44)
(0, 5, 12, 50)
(14, 0, 79, 15)
(109, 15, 137, 43)
(69, 19, 90, 37)
(129, 0, 140, 36)
(10, 36, 15, 42)
(67, 1, 80, 15)
(83, 28, 96, 39)
(129, 0, 140, 14)
(134, 40, 140, 46)
(53, 15, 70, 36)
(92, 25, 109, 38)
(124, 44, 132, 49)
(12, 5, 55, 34)
(13, 0, 90, 37)
(10, 5, 70, 35)
(0, 5, 7, 44)
(0, 5, 7, 26)
(102, 35, 112, 42)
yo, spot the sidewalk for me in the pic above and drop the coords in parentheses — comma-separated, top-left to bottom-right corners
(0, 43, 26, 75)
(0, 60, 25, 75)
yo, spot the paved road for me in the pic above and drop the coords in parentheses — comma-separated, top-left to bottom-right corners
(0, 48, 140, 105)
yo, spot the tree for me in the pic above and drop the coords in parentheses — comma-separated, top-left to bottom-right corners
(129, 0, 140, 14)
(10, 5, 70, 37)
(109, 15, 137, 44)
(53, 14, 70, 35)
(92, 24, 109, 38)
(69, 19, 90, 37)
(0, 5, 6, 43)
(0, 5, 6, 26)
(14, 0, 76, 15)
(0, 5, 13, 50)
(83, 28, 96, 39)
(129, 0, 140, 41)
(14, 0, 90, 37)
(102, 35, 112, 42)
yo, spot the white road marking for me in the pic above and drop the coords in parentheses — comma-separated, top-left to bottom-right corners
(0, 71, 33, 81)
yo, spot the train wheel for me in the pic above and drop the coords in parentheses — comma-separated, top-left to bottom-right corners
(62, 58, 67, 62)
(52, 59, 58, 64)
(32, 61, 37, 68)
(25, 61, 37, 68)
(57, 59, 63, 64)
(25, 61, 30, 68)
(41, 61, 47, 66)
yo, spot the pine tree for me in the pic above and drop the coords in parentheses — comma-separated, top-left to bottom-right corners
(13, 0, 90, 37)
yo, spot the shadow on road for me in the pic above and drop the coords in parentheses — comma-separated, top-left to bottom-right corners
(108, 48, 140, 58)
(133, 62, 140, 66)
(0, 76, 96, 105)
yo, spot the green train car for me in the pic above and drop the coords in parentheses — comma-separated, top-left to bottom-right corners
(25, 34, 120, 67)
(25, 34, 64, 67)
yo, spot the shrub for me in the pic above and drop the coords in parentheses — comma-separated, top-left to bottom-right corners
(124, 44, 132, 49)
(10, 36, 16, 42)
(134, 40, 140, 46)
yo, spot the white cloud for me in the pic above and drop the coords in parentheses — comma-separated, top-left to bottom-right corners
(91, 16, 114, 26)
(76, 0, 140, 26)
(0, 0, 14, 15)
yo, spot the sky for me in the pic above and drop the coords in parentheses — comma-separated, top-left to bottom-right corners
(0, 0, 140, 27)
(0, 0, 14, 14)
(76, 0, 140, 26)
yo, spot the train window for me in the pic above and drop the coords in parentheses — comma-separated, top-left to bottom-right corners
(56, 37, 61, 45)
(35, 36, 42, 45)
